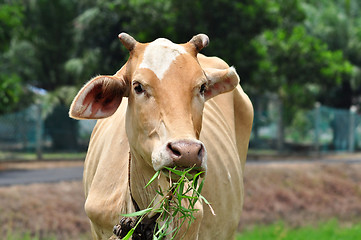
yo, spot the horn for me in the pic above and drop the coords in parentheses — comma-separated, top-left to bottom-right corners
(118, 32, 137, 51)
(189, 34, 209, 52)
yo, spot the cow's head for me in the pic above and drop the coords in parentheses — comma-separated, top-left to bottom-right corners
(69, 33, 239, 179)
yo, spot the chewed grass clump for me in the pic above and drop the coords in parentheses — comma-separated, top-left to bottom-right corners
(112, 167, 213, 240)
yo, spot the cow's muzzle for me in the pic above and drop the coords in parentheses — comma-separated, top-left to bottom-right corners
(152, 139, 207, 180)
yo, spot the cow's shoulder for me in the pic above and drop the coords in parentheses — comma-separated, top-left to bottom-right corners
(197, 53, 229, 70)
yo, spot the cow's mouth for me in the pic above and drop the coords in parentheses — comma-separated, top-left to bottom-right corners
(151, 139, 208, 181)
(160, 166, 206, 181)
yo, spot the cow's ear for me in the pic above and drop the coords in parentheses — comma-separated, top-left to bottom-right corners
(204, 66, 239, 100)
(69, 75, 128, 119)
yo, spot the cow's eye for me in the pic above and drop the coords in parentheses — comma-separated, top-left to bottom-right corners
(133, 82, 145, 94)
(200, 83, 207, 95)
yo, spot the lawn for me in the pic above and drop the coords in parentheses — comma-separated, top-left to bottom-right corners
(236, 220, 361, 240)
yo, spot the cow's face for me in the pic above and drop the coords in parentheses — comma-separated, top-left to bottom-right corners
(69, 33, 240, 178)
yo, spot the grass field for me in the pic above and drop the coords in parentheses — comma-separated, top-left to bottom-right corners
(236, 220, 361, 240)
(5, 233, 56, 240)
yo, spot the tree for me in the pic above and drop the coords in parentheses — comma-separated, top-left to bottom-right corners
(5, 0, 80, 149)
(20, 0, 77, 91)
(68, 0, 173, 83)
(2, 0, 356, 152)
(69, 0, 282, 86)
(170, 0, 280, 82)
(247, 0, 352, 150)
(303, 0, 361, 108)
(0, 1, 25, 114)
(252, 26, 352, 110)
(0, 1, 23, 51)
(167, 0, 352, 108)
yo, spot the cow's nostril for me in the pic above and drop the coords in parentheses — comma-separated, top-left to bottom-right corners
(167, 143, 181, 157)
(198, 145, 204, 160)
(173, 149, 181, 157)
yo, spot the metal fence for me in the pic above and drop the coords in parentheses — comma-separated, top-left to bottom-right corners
(250, 95, 361, 153)
(0, 99, 360, 160)
(0, 104, 96, 160)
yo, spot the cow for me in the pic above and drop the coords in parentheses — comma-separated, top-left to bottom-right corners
(69, 33, 253, 240)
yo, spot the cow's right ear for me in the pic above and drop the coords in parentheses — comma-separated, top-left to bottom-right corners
(69, 75, 128, 120)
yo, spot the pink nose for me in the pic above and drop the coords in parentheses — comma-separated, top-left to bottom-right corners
(166, 140, 205, 170)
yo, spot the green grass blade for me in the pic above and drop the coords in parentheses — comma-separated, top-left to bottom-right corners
(197, 179, 205, 194)
(155, 189, 164, 196)
(192, 171, 203, 188)
(121, 208, 152, 217)
(199, 195, 209, 204)
(177, 181, 185, 203)
(121, 228, 135, 240)
(145, 171, 160, 188)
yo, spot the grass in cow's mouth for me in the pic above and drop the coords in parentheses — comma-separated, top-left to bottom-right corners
(160, 166, 204, 181)
(115, 166, 214, 240)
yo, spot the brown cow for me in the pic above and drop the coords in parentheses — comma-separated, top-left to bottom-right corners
(69, 33, 253, 239)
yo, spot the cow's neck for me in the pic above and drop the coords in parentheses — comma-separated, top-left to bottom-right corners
(129, 151, 168, 212)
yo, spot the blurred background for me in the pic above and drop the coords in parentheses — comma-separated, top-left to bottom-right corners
(1, 0, 361, 239)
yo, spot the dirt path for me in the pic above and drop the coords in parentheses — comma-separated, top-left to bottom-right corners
(239, 161, 361, 229)
(0, 160, 83, 171)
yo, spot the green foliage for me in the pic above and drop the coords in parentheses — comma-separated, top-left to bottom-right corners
(1, 0, 361, 121)
(72, 1, 130, 78)
(236, 220, 361, 240)
(0, 1, 25, 114)
(251, 25, 352, 124)
(252, 24, 351, 96)
(169, 0, 280, 81)
(71, 0, 174, 82)
(0, 2, 24, 51)
(0, 74, 23, 114)
(5, 231, 57, 240)
(286, 110, 313, 143)
(276, 0, 306, 31)
(20, 0, 78, 91)
(302, 0, 361, 108)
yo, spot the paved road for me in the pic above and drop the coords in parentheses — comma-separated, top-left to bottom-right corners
(247, 157, 361, 165)
(1, 156, 360, 186)
(0, 166, 83, 186)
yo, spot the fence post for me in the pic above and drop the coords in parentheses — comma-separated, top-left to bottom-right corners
(277, 98, 284, 153)
(314, 102, 321, 155)
(349, 105, 356, 152)
(36, 104, 43, 160)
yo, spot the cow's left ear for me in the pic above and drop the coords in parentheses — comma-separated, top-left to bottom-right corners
(203, 66, 240, 100)
(69, 75, 128, 120)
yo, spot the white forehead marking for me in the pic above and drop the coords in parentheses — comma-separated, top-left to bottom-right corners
(139, 38, 187, 80)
